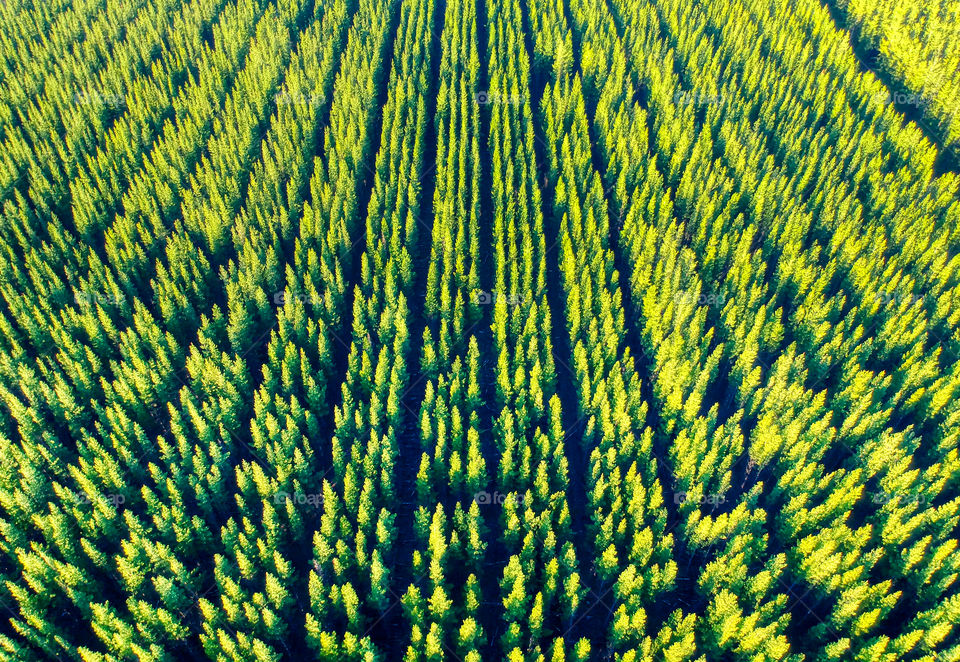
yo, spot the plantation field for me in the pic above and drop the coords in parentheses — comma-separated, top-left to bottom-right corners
(0, 0, 959, 659)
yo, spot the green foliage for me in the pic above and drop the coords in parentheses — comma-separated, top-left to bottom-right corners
(0, 0, 958, 658)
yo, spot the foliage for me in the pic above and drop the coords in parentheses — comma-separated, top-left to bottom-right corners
(0, 0, 957, 658)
